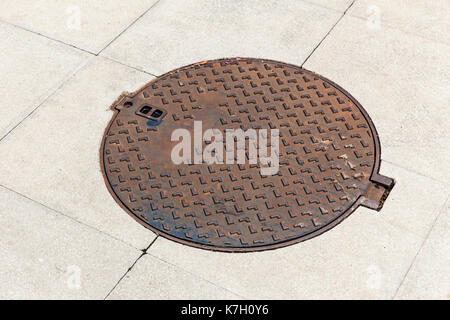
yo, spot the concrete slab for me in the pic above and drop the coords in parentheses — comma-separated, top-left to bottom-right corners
(102, 0, 342, 75)
(0, 21, 89, 140)
(0, 185, 141, 299)
(395, 196, 450, 300)
(108, 254, 242, 299)
(349, 0, 450, 45)
(0, 0, 159, 53)
(375, 162, 449, 238)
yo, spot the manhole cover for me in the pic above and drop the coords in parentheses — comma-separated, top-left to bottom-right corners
(101, 58, 394, 252)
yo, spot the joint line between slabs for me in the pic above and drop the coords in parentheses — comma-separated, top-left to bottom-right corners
(392, 194, 450, 299)
(301, 0, 355, 68)
(381, 159, 448, 186)
(0, 19, 96, 56)
(102, 55, 158, 77)
(0, 183, 140, 251)
(147, 252, 247, 299)
(97, 0, 162, 56)
(0, 56, 94, 143)
(104, 236, 159, 300)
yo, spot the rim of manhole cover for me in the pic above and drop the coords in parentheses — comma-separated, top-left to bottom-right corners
(100, 57, 395, 252)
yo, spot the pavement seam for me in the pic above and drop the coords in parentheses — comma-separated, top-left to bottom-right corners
(0, 54, 158, 144)
(299, 0, 450, 48)
(104, 236, 159, 300)
(97, 0, 162, 56)
(0, 19, 97, 56)
(0, 183, 147, 251)
(391, 194, 450, 299)
(381, 159, 449, 186)
(301, 0, 356, 67)
(146, 251, 247, 299)
(0, 1, 163, 56)
(0, 55, 95, 143)
(101, 55, 158, 77)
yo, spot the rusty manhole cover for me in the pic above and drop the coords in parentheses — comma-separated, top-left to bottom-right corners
(101, 58, 394, 252)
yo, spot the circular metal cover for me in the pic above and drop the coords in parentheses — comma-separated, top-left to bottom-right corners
(101, 58, 394, 252)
